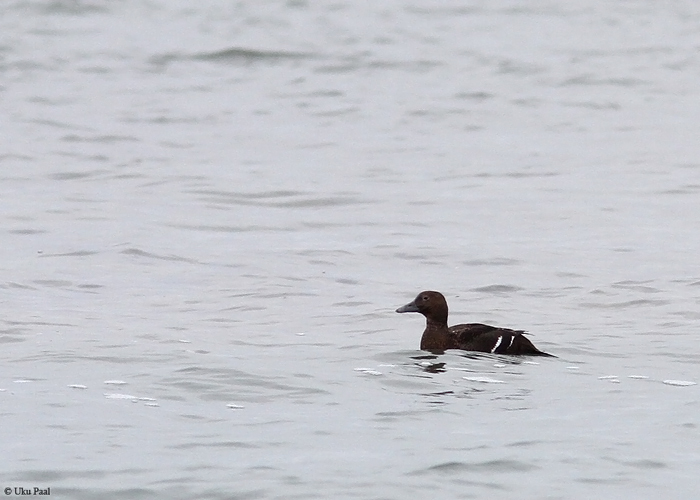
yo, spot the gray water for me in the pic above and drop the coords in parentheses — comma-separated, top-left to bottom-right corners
(2, 1, 700, 498)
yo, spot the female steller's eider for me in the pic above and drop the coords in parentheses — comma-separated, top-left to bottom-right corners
(396, 291, 554, 356)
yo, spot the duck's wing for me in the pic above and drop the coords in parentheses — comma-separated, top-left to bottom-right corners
(448, 323, 515, 351)
(449, 323, 552, 356)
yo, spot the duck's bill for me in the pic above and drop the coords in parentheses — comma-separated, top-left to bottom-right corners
(396, 301, 419, 313)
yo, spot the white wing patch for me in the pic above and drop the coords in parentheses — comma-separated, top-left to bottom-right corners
(491, 336, 503, 353)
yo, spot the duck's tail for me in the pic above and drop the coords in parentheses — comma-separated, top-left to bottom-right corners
(512, 334, 556, 357)
(531, 349, 557, 358)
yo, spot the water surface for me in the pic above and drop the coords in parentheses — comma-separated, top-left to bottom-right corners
(2, 1, 700, 498)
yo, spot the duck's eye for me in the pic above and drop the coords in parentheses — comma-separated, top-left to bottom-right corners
(421, 295, 428, 301)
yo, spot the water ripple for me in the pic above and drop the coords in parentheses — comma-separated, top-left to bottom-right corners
(415, 459, 539, 475)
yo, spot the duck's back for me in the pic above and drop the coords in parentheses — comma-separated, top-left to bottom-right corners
(449, 323, 553, 356)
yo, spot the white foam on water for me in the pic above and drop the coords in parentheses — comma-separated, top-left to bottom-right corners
(663, 380, 696, 387)
(104, 393, 137, 400)
(463, 376, 505, 384)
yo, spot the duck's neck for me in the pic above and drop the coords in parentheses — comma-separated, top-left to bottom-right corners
(420, 318, 453, 351)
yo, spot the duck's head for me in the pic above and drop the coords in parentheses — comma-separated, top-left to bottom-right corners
(396, 290, 449, 324)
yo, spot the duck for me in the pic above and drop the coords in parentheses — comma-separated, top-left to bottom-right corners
(396, 290, 554, 356)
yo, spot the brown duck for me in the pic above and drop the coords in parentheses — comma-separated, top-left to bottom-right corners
(396, 291, 554, 356)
